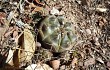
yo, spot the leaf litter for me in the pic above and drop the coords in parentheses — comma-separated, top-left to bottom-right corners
(0, 0, 110, 70)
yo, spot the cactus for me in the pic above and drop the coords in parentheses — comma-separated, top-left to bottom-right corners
(38, 15, 77, 52)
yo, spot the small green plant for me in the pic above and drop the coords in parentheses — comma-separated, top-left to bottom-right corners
(38, 15, 77, 52)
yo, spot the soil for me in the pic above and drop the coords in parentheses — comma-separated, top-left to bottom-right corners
(0, 0, 110, 70)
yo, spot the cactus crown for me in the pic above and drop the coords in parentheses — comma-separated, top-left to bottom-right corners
(38, 15, 77, 52)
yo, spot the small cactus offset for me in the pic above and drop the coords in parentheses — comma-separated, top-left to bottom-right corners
(38, 15, 77, 52)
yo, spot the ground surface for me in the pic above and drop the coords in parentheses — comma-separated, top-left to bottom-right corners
(0, 0, 110, 70)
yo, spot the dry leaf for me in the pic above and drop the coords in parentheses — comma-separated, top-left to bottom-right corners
(13, 49, 19, 67)
(71, 57, 78, 68)
(35, 0, 45, 6)
(13, 27, 19, 43)
(0, 27, 8, 41)
(7, 11, 14, 22)
(25, 63, 53, 70)
(97, 16, 107, 28)
(15, 19, 25, 28)
(84, 58, 95, 67)
(0, 12, 6, 25)
(32, 6, 43, 13)
(96, 58, 104, 64)
(107, 61, 110, 68)
(96, 8, 108, 12)
(79, 52, 85, 58)
(4, 27, 15, 38)
(13, 31, 18, 39)
(29, 3, 36, 8)
(0, 12, 8, 40)
(102, 48, 107, 54)
(13, 28, 35, 67)
(6, 49, 14, 66)
(0, 12, 6, 19)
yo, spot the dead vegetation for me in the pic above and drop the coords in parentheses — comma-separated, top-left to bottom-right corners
(0, 0, 110, 70)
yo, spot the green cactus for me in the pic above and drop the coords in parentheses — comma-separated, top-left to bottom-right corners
(38, 15, 77, 52)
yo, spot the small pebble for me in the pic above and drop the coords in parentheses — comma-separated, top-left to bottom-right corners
(78, 61, 83, 66)
(36, 42, 41, 47)
(60, 65, 66, 70)
(86, 29, 91, 35)
(50, 7, 59, 15)
(50, 59, 60, 70)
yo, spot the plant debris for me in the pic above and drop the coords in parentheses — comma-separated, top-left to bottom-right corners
(0, 0, 110, 70)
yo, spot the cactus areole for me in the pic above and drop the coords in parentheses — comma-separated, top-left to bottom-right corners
(38, 15, 77, 52)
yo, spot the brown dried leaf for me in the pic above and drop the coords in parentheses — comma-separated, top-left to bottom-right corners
(0, 12, 6, 19)
(13, 26, 19, 43)
(4, 29, 15, 38)
(35, 0, 45, 6)
(29, 3, 36, 8)
(22, 29, 35, 61)
(0, 12, 6, 25)
(13, 28, 36, 67)
(32, 6, 43, 13)
(4, 27, 15, 38)
(13, 49, 19, 67)
(0, 12, 8, 40)
(13, 31, 18, 39)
